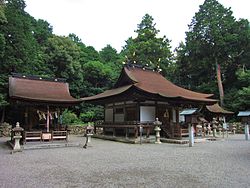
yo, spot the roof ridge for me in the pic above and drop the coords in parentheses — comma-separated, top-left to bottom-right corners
(11, 73, 66, 83)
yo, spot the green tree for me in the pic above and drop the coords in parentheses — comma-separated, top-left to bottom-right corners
(0, 0, 7, 123)
(79, 104, 104, 122)
(45, 35, 83, 97)
(0, 0, 49, 122)
(32, 19, 53, 46)
(176, 0, 250, 108)
(0, 0, 48, 75)
(99, 44, 123, 82)
(82, 61, 114, 95)
(68, 33, 101, 66)
(226, 69, 250, 111)
(0, 1, 7, 58)
(122, 14, 173, 77)
(100, 44, 119, 63)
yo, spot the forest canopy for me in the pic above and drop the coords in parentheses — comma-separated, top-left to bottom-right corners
(0, 0, 249, 123)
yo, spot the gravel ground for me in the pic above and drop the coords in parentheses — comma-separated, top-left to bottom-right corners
(0, 134, 249, 188)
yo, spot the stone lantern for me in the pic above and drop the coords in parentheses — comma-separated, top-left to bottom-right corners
(237, 111, 250, 140)
(83, 123, 94, 149)
(12, 122, 24, 153)
(211, 118, 218, 137)
(196, 123, 203, 137)
(217, 117, 223, 136)
(207, 123, 212, 135)
(153, 118, 162, 144)
(203, 124, 207, 137)
(232, 123, 236, 135)
(86, 123, 94, 143)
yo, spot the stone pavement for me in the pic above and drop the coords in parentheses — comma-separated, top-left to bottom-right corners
(0, 134, 249, 188)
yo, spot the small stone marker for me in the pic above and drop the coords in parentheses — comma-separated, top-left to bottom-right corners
(189, 123, 194, 147)
(245, 124, 249, 140)
(139, 125, 143, 144)
(237, 111, 250, 141)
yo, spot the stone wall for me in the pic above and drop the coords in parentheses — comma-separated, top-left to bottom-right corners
(0, 124, 93, 136)
(67, 125, 102, 135)
(0, 122, 12, 137)
(67, 125, 87, 135)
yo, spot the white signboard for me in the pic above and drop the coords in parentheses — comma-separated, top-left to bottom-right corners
(140, 106, 155, 122)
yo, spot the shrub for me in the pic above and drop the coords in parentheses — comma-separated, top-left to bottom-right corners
(80, 111, 95, 123)
(62, 109, 80, 125)
(79, 105, 104, 123)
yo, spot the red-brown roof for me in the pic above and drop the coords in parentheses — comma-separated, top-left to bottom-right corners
(206, 103, 234, 114)
(82, 85, 133, 101)
(124, 67, 214, 101)
(82, 65, 217, 104)
(9, 76, 82, 105)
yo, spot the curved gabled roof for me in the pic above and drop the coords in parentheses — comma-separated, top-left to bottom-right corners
(9, 76, 82, 105)
(82, 85, 133, 101)
(123, 66, 214, 101)
(82, 65, 217, 104)
(206, 103, 234, 114)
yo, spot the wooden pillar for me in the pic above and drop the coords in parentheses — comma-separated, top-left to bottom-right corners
(112, 103, 115, 123)
(104, 105, 106, 123)
(146, 127, 150, 138)
(136, 102, 140, 122)
(155, 101, 158, 119)
(103, 127, 106, 135)
(46, 105, 50, 132)
(170, 107, 174, 137)
(59, 108, 62, 125)
(176, 108, 179, 126)
(124, 102, 127, 122)
(134, 126, 138, 138)
(25, 107, 31, 130)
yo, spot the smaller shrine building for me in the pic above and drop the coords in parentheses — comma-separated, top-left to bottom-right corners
(9, 73, 82, 132)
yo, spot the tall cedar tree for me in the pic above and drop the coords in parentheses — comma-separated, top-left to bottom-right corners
(122, 14, 173, 78)
(176, 0, 250, 110)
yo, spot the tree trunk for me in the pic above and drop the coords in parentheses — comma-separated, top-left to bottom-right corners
(215, 58, 224, 107)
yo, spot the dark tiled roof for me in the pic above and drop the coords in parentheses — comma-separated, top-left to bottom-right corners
(9, 76, 81, 104)
(82, 66, 217, 104)
(206, 103, 234, 114)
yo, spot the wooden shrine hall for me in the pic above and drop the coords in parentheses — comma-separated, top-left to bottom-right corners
(82, 64, 217, 138)
(8, 73, 82, 142)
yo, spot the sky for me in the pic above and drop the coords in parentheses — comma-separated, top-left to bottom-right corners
(25, 0, 250, 52)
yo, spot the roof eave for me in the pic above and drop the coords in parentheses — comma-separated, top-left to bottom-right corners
(10, 96, 82, 105)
